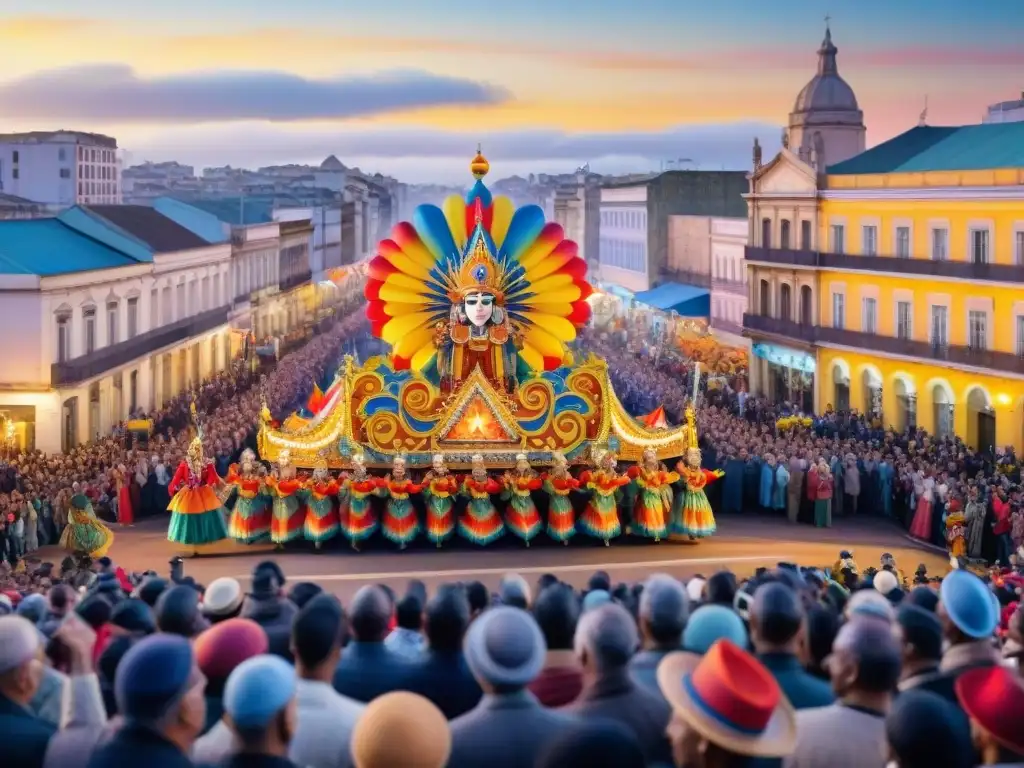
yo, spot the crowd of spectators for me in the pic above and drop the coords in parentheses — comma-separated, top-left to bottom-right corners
(0, 551, 1021, 767)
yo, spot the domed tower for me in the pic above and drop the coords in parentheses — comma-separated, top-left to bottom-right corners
(787, 23, 866, 170)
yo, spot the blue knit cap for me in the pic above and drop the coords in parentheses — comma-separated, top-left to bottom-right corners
(939, 570, 998, 639)
(582, 590, 612, 613)
(223, 655, 296, 730)
(683, 604, 748, 654)
(115, 634, 196, 722)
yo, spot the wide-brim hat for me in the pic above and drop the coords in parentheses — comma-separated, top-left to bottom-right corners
(464, 606, 545, 688)
(657, 642, 796, 758)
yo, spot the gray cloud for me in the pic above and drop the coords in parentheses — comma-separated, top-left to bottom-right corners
(0, 65, 508, 122)
(129, 121, 782, 180)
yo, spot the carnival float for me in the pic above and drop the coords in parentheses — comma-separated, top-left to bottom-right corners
(258, 149, 697, 470)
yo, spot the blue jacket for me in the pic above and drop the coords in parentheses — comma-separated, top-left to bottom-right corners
(332, 641, 411, 703)
(0, 691, 56, 768)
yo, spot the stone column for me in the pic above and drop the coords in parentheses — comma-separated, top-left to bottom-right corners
(137, 360, 154, 413)
(98, 376, 114, 436)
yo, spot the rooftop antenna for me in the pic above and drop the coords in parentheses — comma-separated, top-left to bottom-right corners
(918, 95, 929, 127)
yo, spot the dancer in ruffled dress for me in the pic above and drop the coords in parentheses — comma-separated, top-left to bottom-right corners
(378, 455, 422, 549)
(422, 454, 457, 547)
(224, 449, 271, 544)
(542, 452, 578, 544)
(673, 444, 723, 540)
(626, 447, 678, 541)
(458, 454, 505, 545)
(114, 465, 134, 527)
(501, 454, 543, 546)
(578, 449, 629, 545)
(264, 450, 306, 549)
(338, 453, 378, 550)
(167, 436, 229, 551)
(303, 457, 340, 548)
(60, 489, 114, 559)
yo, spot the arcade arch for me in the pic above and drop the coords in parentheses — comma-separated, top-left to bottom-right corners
(892, 373, 917, 432)
(860, 365, 883, 419)
(965, 385, 994, 452)
(831, 358, 851, 411)
(929, 379, 955, 439)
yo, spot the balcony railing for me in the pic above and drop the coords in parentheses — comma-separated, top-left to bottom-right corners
(710, 277, 747, 295)
(52, 306, 230, 387)
(742, 313, 1024, 376)
(745, 246, 1024, 284)
(279, 269, 313, 293)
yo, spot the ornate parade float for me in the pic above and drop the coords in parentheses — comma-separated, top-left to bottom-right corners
(258, 150, 695, 471)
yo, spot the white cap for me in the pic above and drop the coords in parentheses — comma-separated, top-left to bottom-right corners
(686, 577, 706, 603)
(873, 570, 899, 595)
(0, 615, 41, 674)
(203, 577, 243, 616)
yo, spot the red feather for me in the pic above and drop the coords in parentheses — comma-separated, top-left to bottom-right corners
(392, 355, 411, 371)
(559, 256, 588, 280)
(367, 256, 396, 281)
(542, 355, 563, 371)
(574, 280, 594, 301)
(567, 300, 592, 326)
(363, 279, 383, 301)
(365, 302, 391, 323)
(370, 319, 388, 337)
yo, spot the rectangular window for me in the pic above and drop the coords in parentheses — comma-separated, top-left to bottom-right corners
(895, 226, 911, 258)
(1016, 231, 1024, 266)
(968, 310, 988, 350)
(970, 229, 989, 264)
(862, 298, 877, 334)
(59, 168, 71, 179)
(106, 302, 118, 345)
(861, 225, 877, 256)
(896, 301, 912, 340)
(176, 283, 186, 319)
(213, 273, 221, 306)
(57, 318, 70, 363)
(830, 224, 845, 254)
(800, 220, 812, 250)
(127, 297, 138, 339)
(831, 293, 845, 330)
(83, 308, 96, 354)
(930, 305, 948, 347)
(931, 228, 948, 261)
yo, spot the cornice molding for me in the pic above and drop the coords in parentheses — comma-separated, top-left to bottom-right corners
(821, 186, 1024, 201)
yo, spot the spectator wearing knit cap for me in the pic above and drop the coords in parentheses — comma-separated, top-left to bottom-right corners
(955, 665, 1024, 765)
(885, 689, 973, 768)
(156, 585, 206, 638)
(86, 634, 206, 768)
(137, 576, 168, 609)
(935, 570, 1001, 685)
(682, 604, 748, 655)
(448, 606, 575, 768)
(220, 655, 299, 768)
(568, 603, 671, 765)
(529, 583, 583, 708)
(630, 574, 688, 698)
(241, 561, 296, 661)
(288, 594, 365, 768)
(895, 605, 955, 702)
(202, 577, 244, 624)
(497, 573, 531, 609)
(402, 584, 481, 720)
(192, 617, 269, 743)
(750, 582, 834, 710)
(350, 691, 450, 768)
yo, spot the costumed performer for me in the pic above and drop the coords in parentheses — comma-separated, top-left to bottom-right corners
(377, 455, 422, 549)
(830, 550, 858, 583)
(264, 450, 306, 548)
(338, 453, 378, 550)
(625, 447, 679, 541)
(542, 452, 578, 544)
(945, 499, 966, 560)
(303, 456, 340, 548)
(60, 486, 114, 559)
(223, 448, 271, 544)
(670, 408, 723, 540)
(811, 460, 834, 529)
(114, 464, 134, 526)
(458, 454, 505, 545)
(578, 449, 629, 545)
(501, 454, 543, 546)
(167, 435, 229, 550)
(422, 454, 458, 546)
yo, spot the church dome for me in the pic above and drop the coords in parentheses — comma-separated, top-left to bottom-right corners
(792, 26, 860, 116)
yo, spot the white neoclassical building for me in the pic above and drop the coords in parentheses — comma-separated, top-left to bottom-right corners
(0, 205, 234, 453)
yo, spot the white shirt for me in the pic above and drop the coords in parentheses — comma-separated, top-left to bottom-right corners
(289, 679, 365, 768)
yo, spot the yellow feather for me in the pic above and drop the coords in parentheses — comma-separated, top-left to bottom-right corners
(523, 326, 564, 358)
(519, 286, 582, 304)
(384, 315, 433, 347)
(401, 238, 439, 273)
(490, 196, 515, 249)
(442, 195, 467, 249)
(518, 236, 562, 271)
(527, 273, 575, 294)
(526, 302, 572, 316)
(383, 272, 430, 293)
(410, 345, 435, 371)
(525, 314, 576, 343)
(379, 285, 431, 304)
(384, 250, 433, 281)
(382, 301, 427, 317)
(519, 343, 543, 372)
(392, 325, 434, 358)
(523, 252, 571, 282)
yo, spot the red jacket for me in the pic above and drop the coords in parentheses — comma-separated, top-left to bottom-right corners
(993, 497, 1011, 535)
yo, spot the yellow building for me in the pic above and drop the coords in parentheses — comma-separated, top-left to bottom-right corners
(745, 121, 1024, 453)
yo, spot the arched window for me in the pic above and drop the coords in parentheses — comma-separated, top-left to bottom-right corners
(780, 220, 791, 249)
(800, 285, 813, 325)
(759, 279, 771, 316)
(761, 218, 772, 248)
(779, 284, 792, 322)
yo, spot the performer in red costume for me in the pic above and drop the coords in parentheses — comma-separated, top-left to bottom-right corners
(542, 452, 578, 544)
(458, 454, 505, 545)
(377, 455, 423, 549)
(337, 453, 379, 551)
(264, 449, 307, 549)
(167, 432, 229, 552)
(303, 456, 340, 548)
(501, 454, 543, 546)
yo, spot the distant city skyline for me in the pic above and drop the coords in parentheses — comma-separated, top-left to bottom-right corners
(2, 1, 1022, 183)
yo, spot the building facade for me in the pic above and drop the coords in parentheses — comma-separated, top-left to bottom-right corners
(0, 131, 122, 207)
(984, 93, 1024, 124)
(553, 171, 601, 279)
(709, 217, 750, 340)
(744, 121, 1024, 453)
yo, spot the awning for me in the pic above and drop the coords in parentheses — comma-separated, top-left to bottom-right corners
(633, 282, 710, 317)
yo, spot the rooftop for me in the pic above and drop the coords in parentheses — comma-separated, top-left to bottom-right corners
(0, 130, 117, 148)
(84, 205, 212, 253)
(827, 123, 1024, 175)
(173, 197, 275, 226)
(0, 218, 141, 276)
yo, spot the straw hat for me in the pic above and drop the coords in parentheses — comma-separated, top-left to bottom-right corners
(657, 639, 796, 758)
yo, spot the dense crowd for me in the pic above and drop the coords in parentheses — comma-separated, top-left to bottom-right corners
(0, 550, 1021, 768)
(0, 299, 368, 567)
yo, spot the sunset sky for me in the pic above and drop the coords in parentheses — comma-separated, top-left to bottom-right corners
(1, 0, 1022, 182)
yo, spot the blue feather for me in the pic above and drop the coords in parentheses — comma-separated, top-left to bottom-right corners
(499, 205, 546, 262)
(414, 205, 458, 265)
(465, 180, 493, 208)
